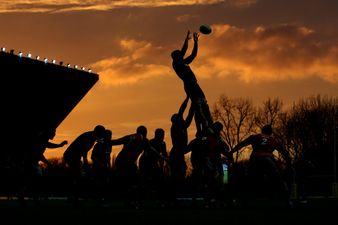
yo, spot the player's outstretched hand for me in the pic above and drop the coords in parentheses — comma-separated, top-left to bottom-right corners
(185, 30, 191, 40)
(193, 32, 199, 41)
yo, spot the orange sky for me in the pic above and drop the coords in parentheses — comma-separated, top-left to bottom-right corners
(1, 0, 337, 159)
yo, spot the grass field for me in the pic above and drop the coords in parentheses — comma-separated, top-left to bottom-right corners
(1, 196, 338, 225)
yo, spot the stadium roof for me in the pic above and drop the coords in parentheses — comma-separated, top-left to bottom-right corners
(0, 49, 98, 156)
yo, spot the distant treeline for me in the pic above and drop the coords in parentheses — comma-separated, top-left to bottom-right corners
(213, 94, 338, 178)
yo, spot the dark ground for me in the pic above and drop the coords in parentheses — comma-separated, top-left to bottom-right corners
(1, 169, 337, 225)
(1, 196, 337, 225)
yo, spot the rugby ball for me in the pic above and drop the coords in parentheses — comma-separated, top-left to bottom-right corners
(199, 24, 212, 35)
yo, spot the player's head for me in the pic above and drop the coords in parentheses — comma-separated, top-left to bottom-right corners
(94, 124, 106, 139)
(171, 113, 178, 122)
(171, 113, 183, 124)
(47, 129, 56, 140)
(39, 128, 56, 140)
(154, 128, 165, 141)
(261, 124, 272, 135)
(211, 121, 223, 134)
(137, 125, 147, 137)
(171, 50, 182, 60)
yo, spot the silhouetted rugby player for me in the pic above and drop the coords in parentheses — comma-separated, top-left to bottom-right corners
(63, 125, 105, 205)
(230, 124, 292, 201)
(171, 30, 213, 134)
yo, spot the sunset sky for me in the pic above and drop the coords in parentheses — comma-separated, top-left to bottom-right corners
(1, 0, 337, 159)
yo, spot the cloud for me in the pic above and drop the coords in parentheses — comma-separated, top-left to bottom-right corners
(176, 14, 200, 23)
(195, 23, 338, 83)
(90, 39, 171, 86)
(0, 0, 225, 13)
(91, 23, 338, 88)
(226, 0, 257, 7)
